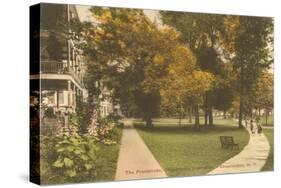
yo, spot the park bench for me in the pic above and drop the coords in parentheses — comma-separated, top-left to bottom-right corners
(220, 136, 239, 150)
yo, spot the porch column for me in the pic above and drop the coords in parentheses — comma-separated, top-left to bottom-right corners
(73, 84, 76, 112)
(67, 80, 71, 107)
(56, 90, 59, 111)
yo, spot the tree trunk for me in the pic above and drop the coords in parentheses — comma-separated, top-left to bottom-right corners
(238, 99, 243, 128)
(183, 106, 187, 119)
(145, 116, 153, 128)
(188, 107, 192, 123)
(194, 104, 200, 129)
(208, 106, 213, 126)
(204, 107, 208, 126)
(204, 93, 208, 126)
(178, 110, 182, 127)
(238, 67, 244, 129)
(265, 110, 268, 126)
(223, 110, 226, 119)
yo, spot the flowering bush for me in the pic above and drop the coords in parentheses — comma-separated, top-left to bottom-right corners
(88, 111, 122, 145)
(95, 119, 117, 145)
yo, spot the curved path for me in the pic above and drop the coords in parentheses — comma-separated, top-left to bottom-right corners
(115, 119, 167, 180)
(208, 122, 270, 175)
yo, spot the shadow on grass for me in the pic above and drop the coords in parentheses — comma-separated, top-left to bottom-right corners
(134, 122, 243, 135)
(122, 125, 137, 130)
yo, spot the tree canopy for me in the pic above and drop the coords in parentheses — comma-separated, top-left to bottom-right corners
(72, 7, 273, 128)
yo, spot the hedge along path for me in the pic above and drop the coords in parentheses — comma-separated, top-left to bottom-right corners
(208, 121, 270, 175)
(115, 119, 167, 180)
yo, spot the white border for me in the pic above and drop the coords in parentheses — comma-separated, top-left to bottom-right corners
(0, 0, 280, 188)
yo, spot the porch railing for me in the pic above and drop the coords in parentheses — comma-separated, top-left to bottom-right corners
(41, 61, 67, 74)
(40, 61, 83, 86)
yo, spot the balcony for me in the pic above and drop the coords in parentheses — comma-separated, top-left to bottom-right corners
(40, 61, 83, 87)
(41, 61, 67, 74)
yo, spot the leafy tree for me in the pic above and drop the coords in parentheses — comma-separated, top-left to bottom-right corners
(160, 12, 236, 126)
(232, 16, 273, 127)
(77, 8, 183, 127)
(161, 12, 273, 128)
(252, 72, 273, 124)
(157, 45, 214, 128)
(74, 8, 154, 126)
(211, 63, 236, 118)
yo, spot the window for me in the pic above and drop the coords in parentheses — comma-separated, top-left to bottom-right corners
(58, 91, 64, 104)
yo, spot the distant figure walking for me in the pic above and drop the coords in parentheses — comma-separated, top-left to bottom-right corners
(250, 120, 254, 134)
(257, 123, 263, 134)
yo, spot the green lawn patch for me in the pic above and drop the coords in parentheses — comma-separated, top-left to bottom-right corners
(260, 116, 274, 127)
(95, 126, 123, 181)
(135, 118, 249, 176)
(262, 129, 274, 171)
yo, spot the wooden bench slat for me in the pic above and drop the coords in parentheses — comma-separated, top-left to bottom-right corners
(220, 136, 239, 150)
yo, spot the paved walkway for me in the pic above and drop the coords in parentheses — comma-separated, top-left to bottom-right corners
(115, 119, 167, 180)
(208, 121, 270, 175)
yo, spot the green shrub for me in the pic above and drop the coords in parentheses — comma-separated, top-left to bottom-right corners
(40, 135, 98, 184)
(40, 109, 123, 184)
(105, 113, 122, 123)
(70, 101, 91, 134)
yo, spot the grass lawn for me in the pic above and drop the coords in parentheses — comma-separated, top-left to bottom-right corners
(260, 116, 274, 126)
(262, 129, 274, 171)
(95, 126, 123, 181)
(135, 118, 249, 176)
